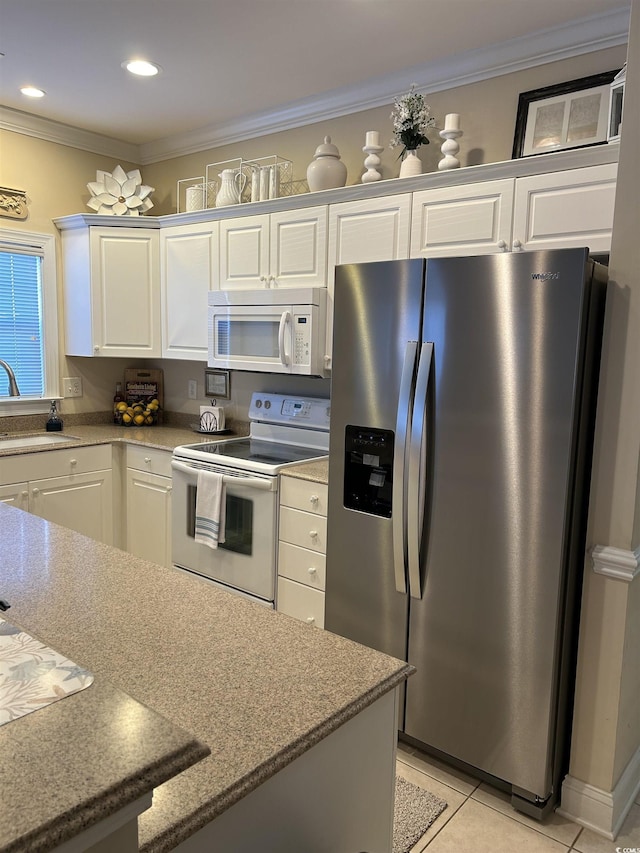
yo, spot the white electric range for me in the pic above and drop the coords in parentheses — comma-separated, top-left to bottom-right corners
(171, 393, 330, 606)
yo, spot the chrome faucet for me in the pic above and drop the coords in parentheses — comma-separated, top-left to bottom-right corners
(0, 360, 20, 396)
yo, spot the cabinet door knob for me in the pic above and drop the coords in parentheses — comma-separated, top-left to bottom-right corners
(144, 456, 151, 464)
(70, 458, 78, 466)
(259, 275, 267, 283)
(309, 494, 319, 505)
(306, 616, 315, 625)
(94, 345, 100, 353)
(512, 239, 523, 251)
(31, 488, 40, 496)
(309, 530, 318, 538)
(308, 566, 317, 575)
(498, 240, 507, 251)
(21, 490, 29, 498)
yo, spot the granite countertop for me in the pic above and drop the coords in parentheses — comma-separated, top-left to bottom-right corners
(282, 457, 329, 484)
(0, 504, 412, 853)
(0, 422, 248, 458)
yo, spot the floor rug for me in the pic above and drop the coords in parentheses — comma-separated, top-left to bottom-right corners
(393, 775, 448, 853)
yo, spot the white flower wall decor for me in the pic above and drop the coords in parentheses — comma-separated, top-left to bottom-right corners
(86, 165, 154, 215)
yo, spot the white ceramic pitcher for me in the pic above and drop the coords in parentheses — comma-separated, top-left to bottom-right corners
(216, 169, 246, 207)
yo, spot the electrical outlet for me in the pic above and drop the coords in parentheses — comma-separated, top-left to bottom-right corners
(188, 380, 198, 400)
(62, 376, 83, 397)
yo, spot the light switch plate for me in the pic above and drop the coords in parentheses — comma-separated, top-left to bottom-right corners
(62, 376, 83, 397)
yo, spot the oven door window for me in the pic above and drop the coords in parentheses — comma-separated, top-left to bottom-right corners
(187, 484, 253, 555)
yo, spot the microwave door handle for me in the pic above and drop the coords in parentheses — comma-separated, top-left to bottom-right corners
(278, 311, 291, 365)
(393, 341, 418, 595)
(407, 341, 433, 599)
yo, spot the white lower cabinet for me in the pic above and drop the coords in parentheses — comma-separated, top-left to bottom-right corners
(277, 476, 328, 627)
(125, 445, 173, 568)
(0, 445, 113, 544)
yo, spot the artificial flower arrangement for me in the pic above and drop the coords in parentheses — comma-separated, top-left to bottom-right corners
(390, 85, 436, 158)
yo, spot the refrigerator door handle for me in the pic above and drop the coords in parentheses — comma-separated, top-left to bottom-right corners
(407, 341, 433, 599)
(393, 340, 418, 594)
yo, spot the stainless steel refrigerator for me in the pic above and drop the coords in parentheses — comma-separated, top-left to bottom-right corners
(325, 249, 607, 818)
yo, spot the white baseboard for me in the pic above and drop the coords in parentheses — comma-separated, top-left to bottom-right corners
(559, 747, 640, 839)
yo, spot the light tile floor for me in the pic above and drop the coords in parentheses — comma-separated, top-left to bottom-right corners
(397, 742, 640, 853)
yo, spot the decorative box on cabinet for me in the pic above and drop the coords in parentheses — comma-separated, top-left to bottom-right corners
(160, 222, 218, 359)
(277, 476, 328, 628)
(217, 206, 328, 290)
(0, 445, 113, 544)
(57, 217, 161, 358)
(326, 194, 411, 369)
(125, 445, 173, 568)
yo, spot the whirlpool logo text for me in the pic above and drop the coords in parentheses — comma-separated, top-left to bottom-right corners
(531, 272, 560, 280)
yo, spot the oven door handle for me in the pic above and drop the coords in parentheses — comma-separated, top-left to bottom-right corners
(171, 460, 275, 491)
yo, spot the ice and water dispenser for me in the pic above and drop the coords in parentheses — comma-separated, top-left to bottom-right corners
(343, 426, 394, 518)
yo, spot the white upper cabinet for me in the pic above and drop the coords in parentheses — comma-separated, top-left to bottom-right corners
(216, 207, 328, 290)
(59, 220, 161, 358)
(325, 194, 411, 369)
(410, 164, 617, 257)
(160, 222, 217, 360)
(410, 179, 515, 258)
(511, 163, 618, 253)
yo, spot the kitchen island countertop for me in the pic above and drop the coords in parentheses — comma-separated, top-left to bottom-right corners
(0, 503, 411, 852)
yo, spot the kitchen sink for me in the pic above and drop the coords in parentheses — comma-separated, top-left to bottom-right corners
(0, 434, 77, 450)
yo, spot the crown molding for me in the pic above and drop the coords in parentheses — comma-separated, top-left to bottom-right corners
(0, 106, 139, 162)
(0, 7, 630, 166)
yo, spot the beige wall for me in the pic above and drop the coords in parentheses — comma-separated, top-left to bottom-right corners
(143, 46, 627, 214)
(569, 0, 640, 794)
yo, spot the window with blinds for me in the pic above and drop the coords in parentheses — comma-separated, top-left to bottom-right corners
(0, 229, 57, 410)
(0, 248, 45, 396)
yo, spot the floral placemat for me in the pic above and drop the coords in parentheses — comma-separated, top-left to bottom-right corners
(0, 617, 94, 726)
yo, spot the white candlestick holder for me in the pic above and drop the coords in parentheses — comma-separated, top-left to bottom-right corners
(438, 128, 463, 170)
(362, 142, 384, 183)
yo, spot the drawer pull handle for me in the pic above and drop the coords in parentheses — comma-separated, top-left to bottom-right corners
(309, 494, 319, 504)
(306, 616, 315, 625)
(144, 457, 151, 464)
(70, 458, 78, 466)
(308, 567, 317, 575)
(309, 530, 318, 538)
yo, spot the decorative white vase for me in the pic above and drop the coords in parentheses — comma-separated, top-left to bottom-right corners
(306, 136, 348, 192)
(399, 149, 423, 178)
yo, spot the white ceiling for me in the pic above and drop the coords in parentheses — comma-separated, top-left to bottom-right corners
(0, 0, 630, 162)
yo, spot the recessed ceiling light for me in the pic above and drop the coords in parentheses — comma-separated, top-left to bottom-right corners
(122, 59, 161, 77)
(21, 86, 46, 98)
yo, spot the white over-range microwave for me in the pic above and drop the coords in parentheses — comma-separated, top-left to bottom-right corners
(208, 288, 327, 375)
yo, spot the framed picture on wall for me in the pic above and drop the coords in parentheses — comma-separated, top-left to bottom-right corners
(512, 70, 619, 159)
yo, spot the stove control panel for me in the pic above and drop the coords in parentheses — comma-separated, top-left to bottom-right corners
(249, 393, 330, 430)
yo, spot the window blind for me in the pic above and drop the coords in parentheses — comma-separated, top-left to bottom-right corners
(0, 250, 45, 397)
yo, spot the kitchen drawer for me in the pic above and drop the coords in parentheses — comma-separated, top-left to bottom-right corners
(277, 577, 325, 628)
(278, 541, 326, 590)
(280, 477, 328, 516)
(126, 444, 173, 477)
(279, 506, 327, 554)
(0, 443, 112, 484)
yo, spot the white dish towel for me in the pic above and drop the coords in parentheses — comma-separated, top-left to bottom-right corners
(194, 470, 226, 549)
